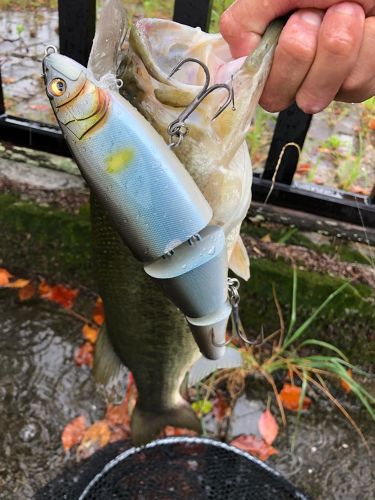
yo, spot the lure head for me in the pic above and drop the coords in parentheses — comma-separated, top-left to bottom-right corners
(43, 51, 87, 109)
(43, 50, 110, 140)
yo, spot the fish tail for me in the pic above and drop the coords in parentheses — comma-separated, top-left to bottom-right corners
(131, 402, 202, 446)
(93, 322, 122, 386)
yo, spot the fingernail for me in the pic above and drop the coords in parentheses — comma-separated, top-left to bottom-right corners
(331, 2, 362, 15)
(301, 101, 325, 114)
(300, 11, 323, 26)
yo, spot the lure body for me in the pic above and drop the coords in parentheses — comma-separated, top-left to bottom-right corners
(43, 53, 212, 262)
(43, 52, 230, 359)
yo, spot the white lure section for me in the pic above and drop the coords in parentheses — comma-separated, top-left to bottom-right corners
(145, 225, 231, 360)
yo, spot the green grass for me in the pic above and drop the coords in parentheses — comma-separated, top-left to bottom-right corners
(143, 0, 172, 18)
(210, 0, 233, 32)
(199, 268, 375, 448)
(363, 96, 375, 112)
(0, 0, 57, 9)
(247, 108, 277, 161)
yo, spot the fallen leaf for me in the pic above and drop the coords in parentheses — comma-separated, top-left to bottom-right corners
(260, 233, 272, 243)
(258, 409, 279, 445)
(2, 76, 16, 84)
(297, 162, 311, 174)
(0, 268, 13, 286)
(341, 369, 353, 394)
(106, 398, 131, 428)
(82, 323, 99, 344)
(61, 415, 88, 452)
(39, 282, 79, 309)
(351, 185, 370, 196)
(18, 281, 36, 302)
(106, 373, 137, 427)
(368, 118, 375, 130)
(77, 420, 111, 460)
(163, 426, 198, 437)
(93, 297, 105, 325)
(213, 393, 230, 422)
(74, 342, 94, 368)
(230, 435, 278, 461)
(108, 425, 130, 443)
(279, 383, 312, 411)
(5, 278, 30, 289)
(29, 103, 51, 111)
(313, 178, 324, 185)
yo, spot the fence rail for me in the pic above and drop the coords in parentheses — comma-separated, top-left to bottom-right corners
(0, 0, 374, 228)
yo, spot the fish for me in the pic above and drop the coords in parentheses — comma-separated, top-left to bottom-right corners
(44, 0, 282, 444)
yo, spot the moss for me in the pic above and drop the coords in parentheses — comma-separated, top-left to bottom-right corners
(0, 194, 94, 287)
(241, 220, 371, 265)
(239, 258, 375, 365)
(0, 193, 373, 365)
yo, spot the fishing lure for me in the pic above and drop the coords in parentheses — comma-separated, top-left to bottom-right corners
(42, 47, 241, 360)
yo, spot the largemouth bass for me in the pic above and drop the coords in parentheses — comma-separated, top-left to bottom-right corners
(45, 0, 282, 444)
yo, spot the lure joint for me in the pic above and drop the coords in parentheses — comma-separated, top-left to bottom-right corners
(162, 249, 175, 259)
(188, 234, 202, 245)
(212, 278, 264, 347)
(167, 58, 235, 148)
(44, 45, 58, 56)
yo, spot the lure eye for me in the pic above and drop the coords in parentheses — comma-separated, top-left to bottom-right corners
(49, 78, 66, 96)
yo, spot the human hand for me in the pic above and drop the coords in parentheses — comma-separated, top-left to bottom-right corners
(220, 0, 375, 113)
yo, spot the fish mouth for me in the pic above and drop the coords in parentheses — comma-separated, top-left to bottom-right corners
(131, 19, 246, 92)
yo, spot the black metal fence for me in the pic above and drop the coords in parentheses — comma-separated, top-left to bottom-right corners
(0, 0, 374, 228)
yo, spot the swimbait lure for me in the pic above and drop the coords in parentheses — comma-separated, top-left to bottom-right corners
(42, 49, 234, 359)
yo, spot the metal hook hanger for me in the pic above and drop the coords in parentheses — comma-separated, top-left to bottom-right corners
(212, 278, 264, 348)
(167, 58, 235, 148)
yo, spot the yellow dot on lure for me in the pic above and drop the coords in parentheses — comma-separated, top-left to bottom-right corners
(106, 148, 134, 173)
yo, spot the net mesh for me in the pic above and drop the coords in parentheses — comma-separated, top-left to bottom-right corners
(79, 437, 309, 500)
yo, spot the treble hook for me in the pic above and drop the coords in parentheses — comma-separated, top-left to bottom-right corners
(212, 278, 264, 347)
(167, 58, 235, 148)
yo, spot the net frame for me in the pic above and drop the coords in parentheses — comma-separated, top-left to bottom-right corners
(79, 436, 309, 500)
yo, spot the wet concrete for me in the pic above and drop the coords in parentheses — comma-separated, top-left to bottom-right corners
(0, 9, 58, 123)
(0, 292, 104, 499)
(1, 288, 374, 499)
(230, 394, 375, 500)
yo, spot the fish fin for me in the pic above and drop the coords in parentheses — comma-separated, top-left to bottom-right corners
(88, 0, 128, 80)
(93, 322, 122, 386)
(229, 236, 250, 281)
(131, 403, 202, 445)
(188, 347, 243, 387)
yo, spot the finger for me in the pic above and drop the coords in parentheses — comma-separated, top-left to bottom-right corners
(296, 2, 365, 113)
(260, 9, 324, 112)
(220, 0, 374, 58)
(337, 16, 375, 102)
